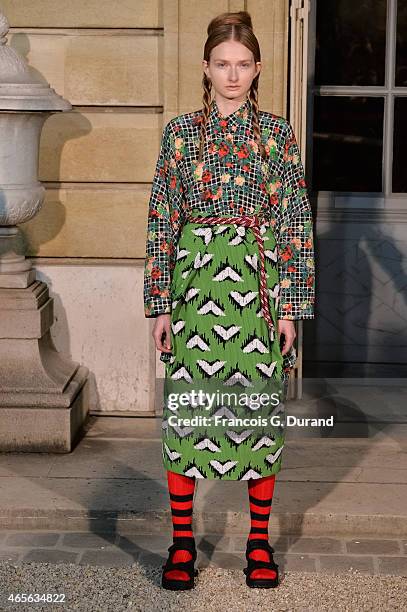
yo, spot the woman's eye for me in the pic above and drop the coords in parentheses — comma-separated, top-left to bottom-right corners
(216, 63, 250, 68)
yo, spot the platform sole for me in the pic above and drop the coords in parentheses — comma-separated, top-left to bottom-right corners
(245, 577, 279, 588)
(161, 569, 198, 591)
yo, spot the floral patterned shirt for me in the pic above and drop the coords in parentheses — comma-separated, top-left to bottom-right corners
(144, 97, 315, 320)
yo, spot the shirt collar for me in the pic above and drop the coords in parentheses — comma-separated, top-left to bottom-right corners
(209, 96, 251, 131)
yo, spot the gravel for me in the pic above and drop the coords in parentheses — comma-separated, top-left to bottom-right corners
(0, 561, 406, 612)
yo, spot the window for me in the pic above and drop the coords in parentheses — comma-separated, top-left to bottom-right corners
(308, 0, 407, 205)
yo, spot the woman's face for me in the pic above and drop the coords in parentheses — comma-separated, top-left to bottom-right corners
(202, 40, 261, 102)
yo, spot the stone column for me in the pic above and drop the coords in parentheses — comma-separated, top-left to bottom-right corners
(0, 11, 89, 451)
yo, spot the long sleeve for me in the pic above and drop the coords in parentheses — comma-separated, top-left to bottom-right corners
(276, 121, 315, 320)
(143, 121, 186, 318)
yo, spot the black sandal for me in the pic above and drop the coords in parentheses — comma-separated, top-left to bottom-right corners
(161, 537, 198, 591)
(243, 538, 279, 588)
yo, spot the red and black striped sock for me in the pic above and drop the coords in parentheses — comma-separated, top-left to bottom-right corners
(247, 474, 277, 580)
(165, 470, 196, 582)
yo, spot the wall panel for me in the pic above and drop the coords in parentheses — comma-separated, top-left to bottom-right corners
(2, 1, 161, 28)
(23, 186, 150, 258)
(39, 111, 162, 183)
(8, 31, 161, 106)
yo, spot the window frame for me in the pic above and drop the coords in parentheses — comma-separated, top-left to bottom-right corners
(307, 0, 407, 209)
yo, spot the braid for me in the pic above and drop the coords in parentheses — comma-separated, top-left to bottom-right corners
(249, 83, 267, 161)
(198, 74, 212, 164)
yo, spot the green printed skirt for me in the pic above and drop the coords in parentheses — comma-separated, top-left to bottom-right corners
(160, 216, 292, 480)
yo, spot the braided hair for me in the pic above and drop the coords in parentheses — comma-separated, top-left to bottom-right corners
(198, 11, 267, 164)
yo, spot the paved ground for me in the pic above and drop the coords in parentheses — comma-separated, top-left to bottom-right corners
(0, 530, 407, 577)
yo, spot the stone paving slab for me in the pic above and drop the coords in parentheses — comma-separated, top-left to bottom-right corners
(0, 531, 406, 576)
(318, 555, 375, 574)
(83, 417, 162, 440)
(47, 440, 165, 480)
(345, 539, 401, 554)
(4, 435, 405, 481)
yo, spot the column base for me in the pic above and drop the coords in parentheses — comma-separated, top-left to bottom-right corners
(0, 367, 89, 452)
(0, 280, 90, 452)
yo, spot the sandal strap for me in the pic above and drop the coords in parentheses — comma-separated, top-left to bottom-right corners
(246, 539, 275, 557)
(163, 559, 196, 573)
(246, 557, 279, 572)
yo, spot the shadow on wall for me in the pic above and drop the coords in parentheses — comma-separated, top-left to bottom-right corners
(304, 191, 407, 378)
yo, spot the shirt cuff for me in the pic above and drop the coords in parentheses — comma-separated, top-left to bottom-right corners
(144, 296, 172, 318)
(277, 300, 315, 320)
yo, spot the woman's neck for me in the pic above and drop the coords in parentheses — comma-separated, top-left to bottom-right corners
(214, 93, 248, 117)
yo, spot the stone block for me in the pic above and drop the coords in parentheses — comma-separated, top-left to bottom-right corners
(22, 549, 78, 563)
(319, 555, 375, 574)
(5, 532, 60, 547)
(378, 556, 407, 576)
(39, 111, 162, 183)
(346, 539, 400, 555)
(3, 0, 160, 28)
(79, 549, 137, 566)
(9, 33, 161, 106)
(23, 186, 150, 258)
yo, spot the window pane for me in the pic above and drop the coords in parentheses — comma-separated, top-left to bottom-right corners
(396, 0, 407, 86)
(392, 98, 407, 192)
(315, 0, 387, 86)
(312, 96, 384, 192)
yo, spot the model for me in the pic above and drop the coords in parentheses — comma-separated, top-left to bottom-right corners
(143, 10, 315, 590)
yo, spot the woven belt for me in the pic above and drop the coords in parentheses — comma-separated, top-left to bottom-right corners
(186, 213, 275, 334)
